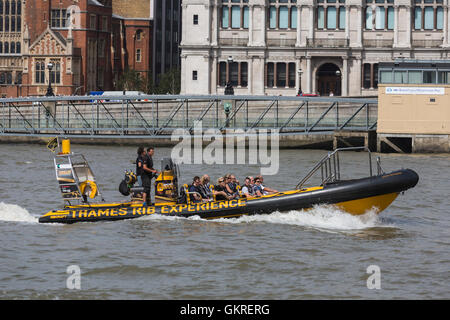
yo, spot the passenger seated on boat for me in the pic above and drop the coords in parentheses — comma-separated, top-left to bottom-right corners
(199, 175, 213, 201)
(241, 177, 254, 197)
(255, 175, 278, 195)
(188, 176, 204, 203)
(214, 178, 234, 201)
(225, 174, 240, 199)
(252, 177, 264, 197)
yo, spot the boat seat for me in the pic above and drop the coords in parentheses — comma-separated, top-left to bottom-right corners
(209, 184, 216, 201)
(236, 185, 243, 198)
(182, 184, 203, 204)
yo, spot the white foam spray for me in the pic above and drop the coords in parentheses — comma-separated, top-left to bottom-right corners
(0, 202, 38, 223)
(139, 205, 391, 232)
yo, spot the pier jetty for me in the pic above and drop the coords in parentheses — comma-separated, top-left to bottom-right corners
(0, 95, 379, 151)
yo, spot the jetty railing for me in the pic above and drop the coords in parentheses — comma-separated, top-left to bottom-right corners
(0, 95, 377, 137)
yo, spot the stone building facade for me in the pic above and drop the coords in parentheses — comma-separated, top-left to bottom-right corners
(180, 0, 450, 96)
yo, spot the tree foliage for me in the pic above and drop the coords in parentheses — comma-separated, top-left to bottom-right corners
(117, 68, 180, 94)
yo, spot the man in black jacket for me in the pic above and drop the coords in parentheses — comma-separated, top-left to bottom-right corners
(142, 147, 159, 206)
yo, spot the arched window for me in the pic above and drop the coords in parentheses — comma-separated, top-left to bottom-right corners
(5, 16, 9, 32)
(5, 0, 9, 15)
(11, 16, 15, 32)
(4, 41, 9, 53)
(15, 41, 20, 53)
(10, 41, 14, 53)
(0, 42, 3, 54)
(11, 0, 14, 14)
(16, 16, 20, 32)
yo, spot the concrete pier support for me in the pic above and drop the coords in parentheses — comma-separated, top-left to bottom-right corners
(333, 130, 377, 151)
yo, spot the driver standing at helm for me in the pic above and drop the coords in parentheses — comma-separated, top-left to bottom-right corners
(142, 147, 159, 206)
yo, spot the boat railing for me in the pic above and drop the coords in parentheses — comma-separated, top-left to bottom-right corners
(296, 146, 384, 190)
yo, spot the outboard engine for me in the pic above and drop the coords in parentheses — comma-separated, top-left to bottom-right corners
(119, 171, 143, 199)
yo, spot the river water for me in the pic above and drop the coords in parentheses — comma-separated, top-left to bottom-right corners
(0, 143, 448, 299)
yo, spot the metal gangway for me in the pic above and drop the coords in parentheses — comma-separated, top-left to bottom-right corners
(0, 94, 378, 138)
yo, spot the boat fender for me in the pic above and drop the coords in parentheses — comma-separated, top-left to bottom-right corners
(79, 180, 98, 199)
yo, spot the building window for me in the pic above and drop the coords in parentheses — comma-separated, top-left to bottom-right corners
(50, 60, 61, 84)
(136, 49, 141, 62)
(193, 14, 198, 25)
(6, 72, 12, 84)
(51, 9, 68, 28)
(15, 71, 21, 84)
(90, 14, 96, 30)
(241, 62, 248, 87)
(365, 0, 394, 30)
(136, 30, 143, 41)
(268, 0, 298, 30)
(193, 70, 198, 80)
(102, 16, 108, 32)
(98, 39, 105, 58)
(219, 62, 227, 86)
(35, 60, 46, 84)
(221, 0, 249, 29)
(217, 61, 249, 87)
(267, 63, 275, 87)
(413, 1, 443, 30)
(266, 62, 296, 88)
(317, 0, 346, 30)
(362, 63, 379, 89)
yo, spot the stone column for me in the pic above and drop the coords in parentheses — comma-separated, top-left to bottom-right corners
(249, 4, 254, 44)
(212, 3, 219, 46)
(342, 56, 348, 97)
(249, 57, 254, 94)
(444, 3, 448, 46)
(306, 56, 312, 93)
(309, 5, 314, 41)
(406, 5, 412, 47)
(262, 4, 267, 46)
(357, 5, 363, 47)
(211, 54, 218, 94)
(296, 4, 302, 46)
(345, 5, 350, 40)
(394, 5, 399, 47)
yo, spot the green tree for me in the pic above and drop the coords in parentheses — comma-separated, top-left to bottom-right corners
(141, 71, 156, 94)
(156, 68, 181, 94)
(117, 68, 143, 92)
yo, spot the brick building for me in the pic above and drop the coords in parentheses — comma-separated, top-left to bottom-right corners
(111, 0, 153, 87)
(0, 0, 156, 97)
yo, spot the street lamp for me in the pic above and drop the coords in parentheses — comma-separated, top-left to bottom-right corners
(297, 68, 303, 95)
(46, 62, 54, 97)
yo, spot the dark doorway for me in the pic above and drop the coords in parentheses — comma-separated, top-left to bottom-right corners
(317, 63, 341, 96)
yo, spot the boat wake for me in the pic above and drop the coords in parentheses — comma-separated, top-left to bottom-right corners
(141, 205, 393, 232)
(0, 202, 38, 223)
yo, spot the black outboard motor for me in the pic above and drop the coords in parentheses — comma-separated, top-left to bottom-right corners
(119, 171, 143, 197)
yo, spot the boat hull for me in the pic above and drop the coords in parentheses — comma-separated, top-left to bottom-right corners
(38, 169, 419, 224)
